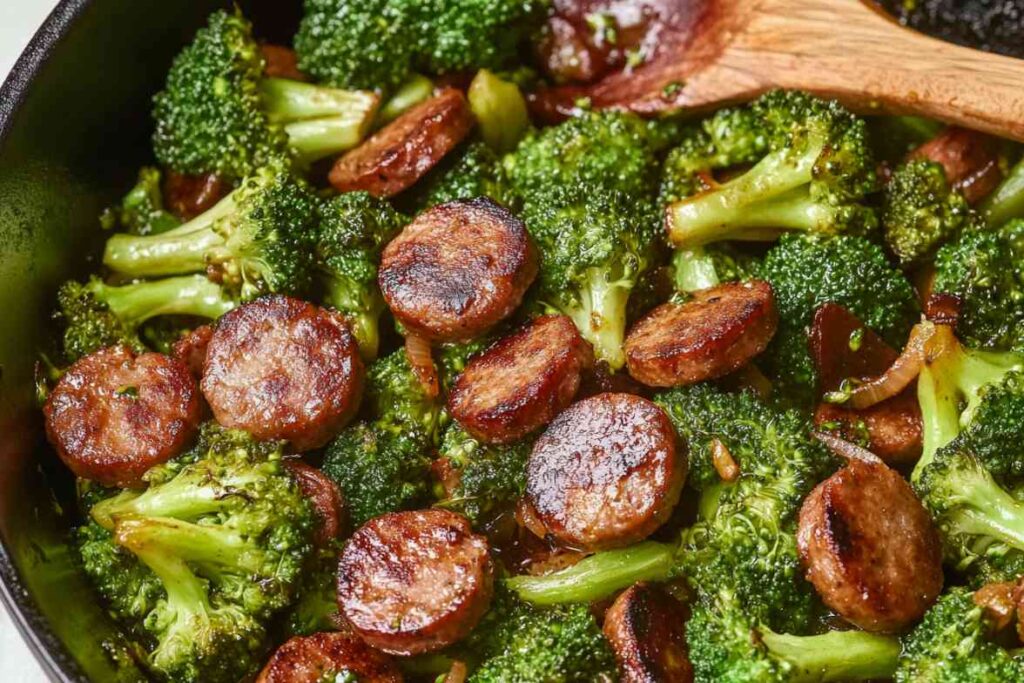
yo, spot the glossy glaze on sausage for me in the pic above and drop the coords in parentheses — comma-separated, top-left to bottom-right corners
(256, 631, 402, 683)
(604, 583, 694, 683)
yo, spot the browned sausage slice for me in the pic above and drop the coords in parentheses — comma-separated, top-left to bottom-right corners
(526, 393, 686, 551)
(201, 296, 364, 452)
(809, 302, 898, 395)
(625, 280, 777, 388)
(43, 346, 202, 487)
(170, 324, 213, 379)
(285, 459, 346, 546)
(260, 44, 307, 81)
(337, 509, 494, 655)
(379, 199, 537, 342)
(448, 315, 593, 444)
(797, 459, 943, 633)
(604, 583, 694, 683)
(256, 631, 402, 683)
(908, 127, 1002, 204)
(162, 171, 232, 221)
(815, 389, 923, 466)
(329, 88, 473, 198)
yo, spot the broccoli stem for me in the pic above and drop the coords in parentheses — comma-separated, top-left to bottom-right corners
(674, 247, 721, 292)
(119, 517, 261, 575)
(982, 157, 1024, 228)
(103, 192, 239, 277)
(566, 267, 633, 369)
(758, 627, 900, 682)
(506, 542, 677, 605)
(378, 74, 434, 124)
(323, 275, 384, 361)
(943, 463, 1024, 551)
(93, 275, 235, 323)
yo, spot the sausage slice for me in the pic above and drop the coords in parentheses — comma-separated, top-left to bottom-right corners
(285, 460, 346, 546)
(256, 631, 402, 683)
(448, 315, 593, 444)
(797, 459, 943, 632)
(163, 171, 231, 221)
(625, 280, 777, 388)
(526, 393, 686, 551)
(170, 324, 213, 379)
(379, 198, 537, 341)
(908, 127, 1002, 205)
(604, 583, 694, 683)
(329, 88, 473, 198)
(201, 296, 364, 452)
(338, 509, 494, 655)
(43, 346, 202, 487)
(815, 389, 923, 466)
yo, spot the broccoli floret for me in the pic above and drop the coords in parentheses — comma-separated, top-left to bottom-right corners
(666, 90, 878, 249)
(687, 591, 900, 683)
(435, 424, 529, 526)
(505, 111, 662, 368)
(436, 335, 494, 393)
(463, 586, 616, 682)
(932, 219, 1024, 352)
(56, 275, 235, 362)
(103, 163, 319, 301)
(79, 424, 315, 682)
(896, 587, 1024, 682)
(283, 549, 341, 637)
(100, 167, 180, 236)
(883, 160, 975, 266)
(759, 233, 919, 402)
(408, 142, 513, 212)
(981, 156, 1024, 228)
(322, 349, 442, 525)
(316, 192, 407, 360)
(154, 10, 378, 180)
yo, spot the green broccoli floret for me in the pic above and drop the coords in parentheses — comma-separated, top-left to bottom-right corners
(322, 349, 442, 525)
(79, 424, 315, 682)
(759, 233, 919, 402)
(103, 163, 319, 301)
(316, 192, 407, 360)
(435, 424, 529, 526)
(981, 156, 1024, 228)
(56, 275, 235, 362)
(463, 586, 616, 682)
(932, 218, 1024, 353)
(666, 90, 878, 249)
(154, 10, 378, 180)
(408, 142, 513, 212)
(505, 111, 662, 368)
(283, 549, 341, 637)
(436, 335, 493, 393)
(883, 160, 975, 266)
(896, 587, 1024, 682)
(100, 167, 180, 236)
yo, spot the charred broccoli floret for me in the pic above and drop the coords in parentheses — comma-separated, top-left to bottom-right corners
(78, 424, 315, 683)
(666, 90, 878, 249)
(153, 10, 378, 180)
(316, 192, 407, 360)
(883, 159, 975, 266)
(103, 163, 319, 301)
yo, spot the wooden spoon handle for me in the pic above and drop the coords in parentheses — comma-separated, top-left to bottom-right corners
(680, 0, 1024, 140)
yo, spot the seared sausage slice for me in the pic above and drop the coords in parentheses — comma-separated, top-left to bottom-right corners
(285, 460, 346, 546)
(815, 389, 923, 466)
(170, 324, 213, 379)
(256, 631, 402, 683)
(338, 509, 494, 655)
(908, 127, 1002, 204)
(526, 393, 685, 551)
(43, 346, 202, 487)
(797, 459, 943, 632)
(448, 315, 593, 444)
(625, 280, 777, 388)
(379, 198, 537, 341)
(162, 171, 231, 221)
(201, 296, 364, 452)
(329, 88, 473, 198)
(604, 583, 694, 683)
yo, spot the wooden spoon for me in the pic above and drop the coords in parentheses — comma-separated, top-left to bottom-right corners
(531, 0, 1024, 140)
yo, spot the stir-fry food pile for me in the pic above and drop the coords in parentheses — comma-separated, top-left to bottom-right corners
(37, 3, 1024, 682)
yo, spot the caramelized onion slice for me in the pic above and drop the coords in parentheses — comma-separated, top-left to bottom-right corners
(404, 332, 439, 399)
(813, 431, 883, 465)
(828, 322, 935, 410)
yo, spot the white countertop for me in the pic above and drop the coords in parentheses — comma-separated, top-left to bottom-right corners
(2, 3, 63, 680)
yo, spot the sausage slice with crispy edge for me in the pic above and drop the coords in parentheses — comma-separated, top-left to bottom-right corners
(329, 88, 473, 198)
(337, 509, 494, 655)
(285, 459, 346, 546)
(625, 280, 777, 388)
(170, 324, 213, 379)
(201, 295, 364, 452)
(43, 346, 202, 487)
(604, 583, 694, 683)
(526, 393, 686, 551)
(448, 314, 593, 444)
(797, 458, 943, 632)
(379, 198, 537, 342)
(256, 631, 403, 683)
